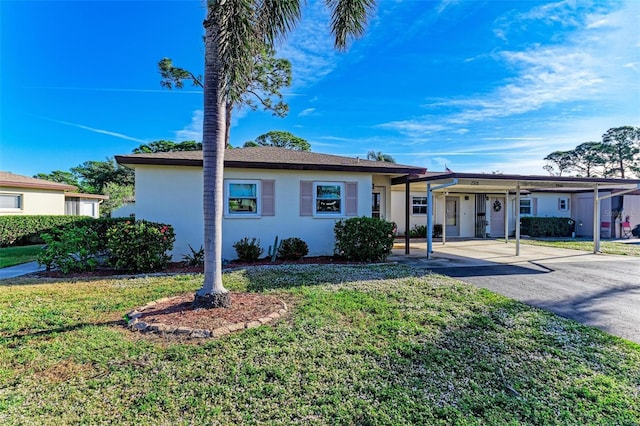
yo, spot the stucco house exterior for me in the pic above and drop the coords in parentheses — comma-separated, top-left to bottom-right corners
(115, 147, 425, 260)
(390, 172, 640, 243)
(0, 172, 106, 218)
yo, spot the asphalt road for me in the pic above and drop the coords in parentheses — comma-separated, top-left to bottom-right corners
(429, 256, 640, 344)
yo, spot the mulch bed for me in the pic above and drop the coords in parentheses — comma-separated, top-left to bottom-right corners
(35, 256, 362, 279)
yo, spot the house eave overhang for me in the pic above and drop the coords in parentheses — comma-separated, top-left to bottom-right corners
(391, 172, 640, 192)
(115, 156, 425, 175)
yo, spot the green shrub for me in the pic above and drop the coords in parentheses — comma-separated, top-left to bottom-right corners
(521, 217, 575, 237)
(433, 224, 443, 237)
(58, 217, 129, 251)
(278, 237, 309, 260)
(0, 215, 83, 246)
(409, 224, 426, 238)
(38, 226, 102, 273)
(107, 220, 175, 272)
(182, 244, 204, 267)
(233, 237, 263, 262)
(334, 217, 396, 262)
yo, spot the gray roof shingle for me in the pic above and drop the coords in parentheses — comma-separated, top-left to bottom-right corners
(115, 147, 426, 175)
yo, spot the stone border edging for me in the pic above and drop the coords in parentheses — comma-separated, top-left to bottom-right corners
(124, 295, 288, 339)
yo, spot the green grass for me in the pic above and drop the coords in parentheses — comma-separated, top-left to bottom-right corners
(1, 265, 639, 424)
(0, 245, 43, 268)
(511, 238, 640, 256)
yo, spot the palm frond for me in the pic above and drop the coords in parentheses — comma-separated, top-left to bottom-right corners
(326, 0, 376, 50)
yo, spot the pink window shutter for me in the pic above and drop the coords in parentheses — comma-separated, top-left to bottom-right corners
(262, 180, 275, 216)
(300, 181, 313, 216)
(345, 182, 358, 216)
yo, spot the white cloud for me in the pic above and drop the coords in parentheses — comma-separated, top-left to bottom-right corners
(175, 109, 203, 142)
(298, 107, 316, 117)
(378, 1, 639, 141)
(40, 116, 147, 143)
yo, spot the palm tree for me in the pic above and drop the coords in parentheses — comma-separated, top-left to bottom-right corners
(195, 0, 376, 308)
(367, 150, 395, 163)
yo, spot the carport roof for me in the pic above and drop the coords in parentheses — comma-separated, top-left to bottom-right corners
(391, 172, 640, 192)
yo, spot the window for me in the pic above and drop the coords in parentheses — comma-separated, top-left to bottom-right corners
(314, 182, 344, 215)
(412, 196, 427, 215)
(520, 199, 532, 215)
(0, 194, 22, 210)
(226, 180, 259, 215)
(558, 197, 570, 211)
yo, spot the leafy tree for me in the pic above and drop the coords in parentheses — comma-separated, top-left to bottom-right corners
(243, 130, 310, 151)
(71, 158, 134, 194)
(101, 182, 134, 217)
(572, 141, 606, 177)
(601, 126, 640, 178)
(132, 140, 202, 153)
(543, 151, 574, 176)
(159, 46, 292, 146)
(196, 0, 374, 308)
(34, 170, 82, 189)
(366, 150, 395, 163)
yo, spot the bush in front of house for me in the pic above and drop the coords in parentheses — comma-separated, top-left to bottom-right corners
(233, 237, 264, 262)
(107, 220, 175, 272)
(520, 217, 575, 237)
(278, 237, 309, 260)
(59, 217, 130, 251)
(334, 217, 396, 262)
(0, 215, 83, 247)
(38, 225, 102, 273)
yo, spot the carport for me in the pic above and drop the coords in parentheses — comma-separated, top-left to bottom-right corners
(391, 173, 640, 258)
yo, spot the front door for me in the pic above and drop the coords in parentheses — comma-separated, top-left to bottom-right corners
(489, 197, 505, 237)
(445, 197, 459, 236)
(372, 187, 384, 219)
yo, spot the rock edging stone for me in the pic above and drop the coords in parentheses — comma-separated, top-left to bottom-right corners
(124, 295, 287, 339)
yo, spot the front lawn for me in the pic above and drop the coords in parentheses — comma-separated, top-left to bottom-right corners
(1, 265, 638, 424)
(513, 239, 640, 256)
(0, 245, 43, 268)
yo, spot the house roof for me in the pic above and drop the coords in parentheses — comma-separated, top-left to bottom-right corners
(0, 171, 77, 192)
(115, 147, 426, 175)
(65, 192, 109, 200)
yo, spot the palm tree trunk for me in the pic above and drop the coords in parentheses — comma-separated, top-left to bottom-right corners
(194, 14, 230, 308)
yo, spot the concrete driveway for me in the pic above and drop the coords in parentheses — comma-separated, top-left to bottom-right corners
(389, 240, 640, 344)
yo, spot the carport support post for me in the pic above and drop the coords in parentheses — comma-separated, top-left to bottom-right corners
(594, 183, 600, 253)
(504, 189, 509, 243)
(405, 178, 410, 255)
(427, 183, 433, 259)
(442, 192, 447, 245)
(515, 183, 521, 256)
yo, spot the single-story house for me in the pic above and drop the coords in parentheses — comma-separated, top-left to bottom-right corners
(115, 148, 640, 260)
(115, 147, 426, 260)
(0, 172, 107, 218)
(390, 172, 640, 256)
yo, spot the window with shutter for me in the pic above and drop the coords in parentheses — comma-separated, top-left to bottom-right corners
(262, 180, 275, 216)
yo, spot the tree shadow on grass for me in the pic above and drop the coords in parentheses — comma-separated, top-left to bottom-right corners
(1, 319, 124, 343)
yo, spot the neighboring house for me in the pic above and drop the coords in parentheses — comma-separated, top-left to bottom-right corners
(115, 147, 425, 260)
(0, 172, 106, 218)
(390, 172, 640, 240)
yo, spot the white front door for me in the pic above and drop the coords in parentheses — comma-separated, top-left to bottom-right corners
(445, 197, 459, 236)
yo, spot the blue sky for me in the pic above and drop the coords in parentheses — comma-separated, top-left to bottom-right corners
(1, 0, 639, 178)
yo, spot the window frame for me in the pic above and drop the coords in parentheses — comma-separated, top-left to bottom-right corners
(558, 197, 570, 212)
(519, 198, 532, 215)
(0, 193, 23, 211)
(412, 196, 427, 215)
(224, 179, 261, 217)
(313, 182, 345, 216)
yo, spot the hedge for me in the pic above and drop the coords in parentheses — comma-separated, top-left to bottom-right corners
(0, 216, 129, 247)
(0, 216, 83, 247)
(520, 217, 575, 237)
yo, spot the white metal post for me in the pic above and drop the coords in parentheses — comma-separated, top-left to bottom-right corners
(594, 183, 600, 253)
(504, 189, 509, 243)
(426, 184, 433, 259)
(515, 183, 521, 256)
